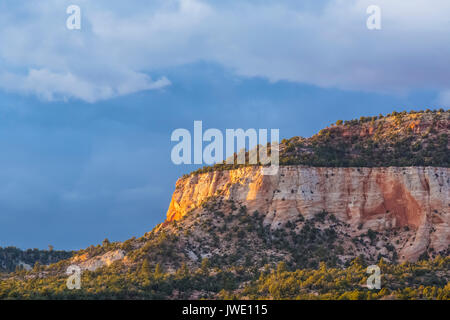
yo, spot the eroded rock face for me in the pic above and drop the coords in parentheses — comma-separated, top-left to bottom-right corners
(72, 249, 125, 271)
(167, 166, 449, 262)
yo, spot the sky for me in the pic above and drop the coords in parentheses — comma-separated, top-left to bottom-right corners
(0, 0, 448, 250)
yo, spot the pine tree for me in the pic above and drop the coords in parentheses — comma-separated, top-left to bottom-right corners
(102, 238, 110, 247)
(141, 259, 151, 276)
(154, 263, 164, 279)
(200, 258, 210, 275)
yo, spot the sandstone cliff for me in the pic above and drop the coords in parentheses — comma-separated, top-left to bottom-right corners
(167, 166, 449, 262)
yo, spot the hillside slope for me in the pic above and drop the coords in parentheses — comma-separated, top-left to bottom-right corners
(0, 247, 73, 273)
(0, 110, 448, 300)
(167, 166, 449, 262)
(191, 109, 449, 175)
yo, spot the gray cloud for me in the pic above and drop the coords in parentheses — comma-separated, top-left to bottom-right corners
(0, 0, 449, 102)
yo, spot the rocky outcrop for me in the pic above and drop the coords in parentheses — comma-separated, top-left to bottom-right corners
(167, 166, 449, 262)
(72, 249, 125, 271)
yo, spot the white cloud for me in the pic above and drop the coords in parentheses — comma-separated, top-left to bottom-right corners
(0, 69, 170, 103)
(0, 0, 449, 103)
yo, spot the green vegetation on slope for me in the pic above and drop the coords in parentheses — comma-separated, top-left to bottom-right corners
(1, 254, 448, 300)
(0, 247, 73, 273)
(227, 257, 450, 300)
(1, 199, 448, 300)
(189, 109, 449, 176)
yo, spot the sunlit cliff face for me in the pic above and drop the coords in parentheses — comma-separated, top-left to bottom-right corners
(167, 166, 449, 262)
